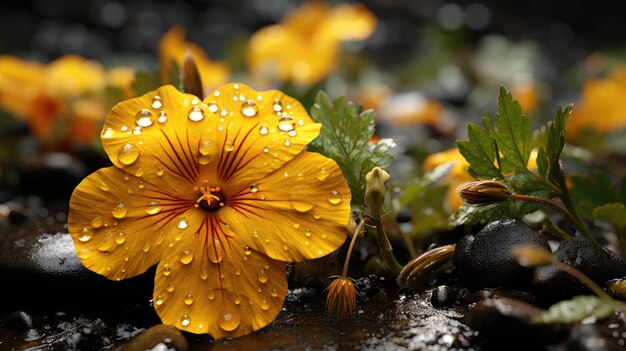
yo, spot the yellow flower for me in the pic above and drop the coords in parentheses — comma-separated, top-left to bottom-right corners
(247, 1, 376, 86)
(67, 83, 352, 338)
(567, 68, 626, 140)
(158, 26, 230, 96)
(422, 148, 472, 212)
(325, 276, 357, 319)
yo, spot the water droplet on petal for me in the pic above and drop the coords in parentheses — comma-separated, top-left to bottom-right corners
(166, 282, 175, 292)
(241, 100, 258, 117)
(259, 125, 269, 135)
(208, 290, 215, 300)
(143, 240, 151, 252)
(260, 299, 270, 311)
(219, 312, 240, 331)
(328, 190, 343, 205)
(278, 116, 295, 132)
(157, 111, 167, 123)
(235, 268, 241, 276)
(177, 217, 188, 229)
(288, 130, 297, 137)
(117, 144, 140, 165)
(115, 231, 126, 244)
(135, 109, 155, 127)
(208, 101, 219, 113)
(91, 216, 103, 228)
(145, 201, 161, 215)
(314, 212, 321, 219)
(180, 249, 193, 264)
(304, 228, 312, 237)
(258, 269, 269, 283)
(162, 264, 171, 276)
(249, 184, 258, 193)
(155, 295, 164, 306)
(184, 293, 194, 305)
(263, 146, 269, 153)
(271, 288, 279, 298)
(284, 140, 291, 147)
(234, 295, 242, 304)
(111, 203, 127, 218)
(317, 167, 329, 181)
(151, 95, 163, 109)
(188, 106, 205, 121)
(180, 315, 190, 327)
(101, 128, 114, 139)
(77, 228, 92, 242)
(273, 99, 283, 112)
(96, 231, 115, 251)
(243, 246, 252, 255)
(208, 239, 225, 263)
(290, 186, 314, 212)
(156, 166, 165, 176)
(224, 141, 234, 152)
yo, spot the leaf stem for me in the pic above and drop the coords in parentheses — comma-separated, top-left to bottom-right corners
(365, 215, 404, 275)
(342, 220, 365, 277)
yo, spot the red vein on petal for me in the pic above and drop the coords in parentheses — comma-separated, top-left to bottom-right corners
(175, 127, 199, 182)
(222, 122, 258, 181)
(159, 130, 196, 182)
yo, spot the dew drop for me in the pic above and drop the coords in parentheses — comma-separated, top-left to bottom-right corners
(263, 146, 269, 153)
(208, 101, 219, 113)
(166, 282, 175, 292)
(249, 184, 258, 193)
(235, 268, 241, 276)
(99, 182, 109, 191)
(234, 295, 242, 304)
(96, 231, 115, 251)
(259, 125, 269, 135)
(224, 141, 234, 152)
(270, 288, 279, 298)
(241, 100, 258, 117)
(200, 261, 209, 280)
(243, 246, 252, 256)
(157, 111, 167, 123)
(134, 168, 144, 177)
(111, 203, 128, 219)
(132, 126, 142, 135)
(135, 109, 155, 127)
(219, 312, 240, 331)
(284, 139, 291, 147)
(317, 167, 329, 181)
(208, 239, 225, 263)
(155, 295, 164, 306)
(260, 299, 270, 311)
(180, 249, 193, 264)
(143, 240, 151, 252)
(91, 216, 103, 228)
(220, 109, 229, 117)
(188, 106, 205, 121)
(278, 116, 295, 132)
(77, 228, 92, 242)
(184, 293, 194, 305)
(180, 315, 190, 327)
(298, 119, 304, 126)
(117, 144, 140, 165)
(314, 212, 321, 220)
(288, 130, 297, 137)
(328, 190, 343, 205)
(272, 99, 283, 112)
(101, 127, 114, 139)
(208, 290, 215, 300)
(293, 223, 300, 229)
(151, 95, 163, 109)
(145, 201, 162, 215)
(162, 264, 171, 276)
(258, 269, 269, 284)
(115, 231, 126, 244)
(177, 217, 188, 229)
(121, 125, 128, 132)
(290, 186, 314, 212)
(304, 228, 312, 237)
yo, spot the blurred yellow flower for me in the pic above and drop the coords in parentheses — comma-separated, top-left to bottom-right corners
(0, 54, 135, 149)
(158, 26, 230, 96)
(68, 83, 351, 338)
(247, 1, 376, 86)
(567, 68, 626, 140)
(325, 276, 357, 319)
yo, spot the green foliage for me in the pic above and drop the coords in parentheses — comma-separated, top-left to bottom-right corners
(570, 171, 619, 220)
(593, 203, 626, 233)
(530, 295, 616, 324)
(535, 104, 571, 189)
(308, 91, 395, 206)
(131, 70, 162, 97)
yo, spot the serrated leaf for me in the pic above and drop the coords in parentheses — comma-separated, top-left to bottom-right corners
(308, 91, 394, 206)
(541, 105, 572, 186)
(457, 118, 502, 180)
(593, 203, 626, 233)
(530, 295, 616, 324)
(494, 87, 532, 173)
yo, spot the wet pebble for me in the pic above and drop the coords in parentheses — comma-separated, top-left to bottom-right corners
(532, 235, 626, 305)
(430, 285, 469, 308)
(453, 219, 551, 289)
(3, 310, 35, 330)
(120, 324, 188, 351)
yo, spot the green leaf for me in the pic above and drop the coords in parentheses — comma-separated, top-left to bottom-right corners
(571, 172, 617, 220)
(457, 117, 502, 180)
(494, 87, 532, 173)
(308, 91, 394, 206)
(541, 104, 572, 186)
(131, 70, 161, 96)
(593, 203, 626, 233)
(450, 198, 540, 226)
(530, 295, 616, 324)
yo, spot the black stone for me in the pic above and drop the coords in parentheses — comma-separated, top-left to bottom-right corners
(430, 285, 459, 308)
(453, 219, 551, 289)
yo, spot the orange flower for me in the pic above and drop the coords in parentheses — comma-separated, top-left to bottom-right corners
(567, 68, 626, 140)
(158, 26, 230, 96)
(247, 1, 376, 86)
(325, 276, 357, 319)
(67, 83, 351, 338)
(0, 55, 136, 149)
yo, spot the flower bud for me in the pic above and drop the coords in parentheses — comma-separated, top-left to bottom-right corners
(365, 167, 390, 216)
(456, 180, 513, 205)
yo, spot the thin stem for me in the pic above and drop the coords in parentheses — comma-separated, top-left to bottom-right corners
(512, 193, 601, 248)
(342, 220, 365, 277)
(366, 215, 404, 275)
(386, 217, 418, 258)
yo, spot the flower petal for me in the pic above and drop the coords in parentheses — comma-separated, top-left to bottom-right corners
(152, 210, 287, 338)
(68, 166, 196, 280)
(221, 151, 351, 262)
(202, 82, 321, 187)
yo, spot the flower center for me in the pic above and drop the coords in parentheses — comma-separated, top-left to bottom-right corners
(194, 186, 225, 211)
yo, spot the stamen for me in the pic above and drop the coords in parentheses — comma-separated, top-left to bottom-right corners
(194, 185, 225, 211)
